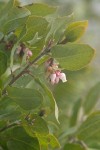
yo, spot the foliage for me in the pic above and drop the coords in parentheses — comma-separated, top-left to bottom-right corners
(0, 0, 99, 150)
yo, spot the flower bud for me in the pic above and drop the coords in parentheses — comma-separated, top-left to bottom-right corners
(27, 50, 33, 57)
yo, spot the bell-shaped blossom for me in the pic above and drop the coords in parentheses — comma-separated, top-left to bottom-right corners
(59, 73, 67, 82)
(50, 73, 57, 85)
(27, 50, 33, 57)
(50, 70, 67, 84)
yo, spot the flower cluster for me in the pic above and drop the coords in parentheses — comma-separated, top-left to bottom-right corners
(16, 44, 33, 59)
(45, 58, 67, 85)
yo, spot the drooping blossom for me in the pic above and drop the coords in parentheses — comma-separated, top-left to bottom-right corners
(26, 49, 33, 58)
(50, 70, 67, 85)
(45, 58, 67, 84)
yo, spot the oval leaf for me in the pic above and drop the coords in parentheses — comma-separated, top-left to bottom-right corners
(7, 87, 43, 110)
(23, 115, 49, 136)
(62, 20, 88, 43)
(51, 43, 95, 71)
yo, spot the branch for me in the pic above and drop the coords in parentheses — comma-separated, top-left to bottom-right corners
(2, 40, 53, 94)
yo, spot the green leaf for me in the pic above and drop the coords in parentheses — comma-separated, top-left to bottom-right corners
(27, 32, 41, 46)
(83, 82, 100, 114)
(62, 20, 88, 42)
(0, 51, 7, 76)
(23, 115, 49, 136)
(7, 6, 30, 21)
(12, 72, 33, 88)
(77, 112, 100, 142)
(23, 115, 50, 149)
(70, 99, 82, 127)
(25, 3, 56, 17)
(0, 0, 14, 29)
(37, 134, 60, 149)
(7, 127, 40, 150)
(10, 25, 27, 68)
(31, 77, 59, 123)
(1, 6, 29, 30)
(22, 16, 48, 42)
(47, 134, 60, 148)
(3, 17, 28, 34)
(7, 87, 43, 110)
(0, 96, 21, 121)
(63, 143, 85, 150)
(7, 140, 39, 150)
(51, 43, 95, 71)
(46, 14, 73, 42)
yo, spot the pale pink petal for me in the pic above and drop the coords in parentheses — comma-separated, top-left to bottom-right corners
(59, 73, 67, 82)
(55, 70, 61, 76)
(50, 73, 56, 84)
(27, 50, 33, 57)
(55, 77, 60, 84)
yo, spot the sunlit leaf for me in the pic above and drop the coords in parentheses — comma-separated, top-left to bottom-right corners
(62, 20, 88, 43)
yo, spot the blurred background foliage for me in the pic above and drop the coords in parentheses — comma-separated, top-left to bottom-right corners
(0, 0, 100, 149)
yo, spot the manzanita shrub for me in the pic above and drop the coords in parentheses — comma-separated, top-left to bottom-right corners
(0, 0, 99, 150)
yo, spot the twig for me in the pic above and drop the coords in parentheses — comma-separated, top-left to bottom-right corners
(2, 40, 53, 95)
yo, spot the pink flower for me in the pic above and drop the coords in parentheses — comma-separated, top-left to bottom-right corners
(16, 46, 33, 59)
(50, 73, 57, 85)
(59, 73, 67, 82)
(50, 71, 67, 84)
(27, 50, 33, 57)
